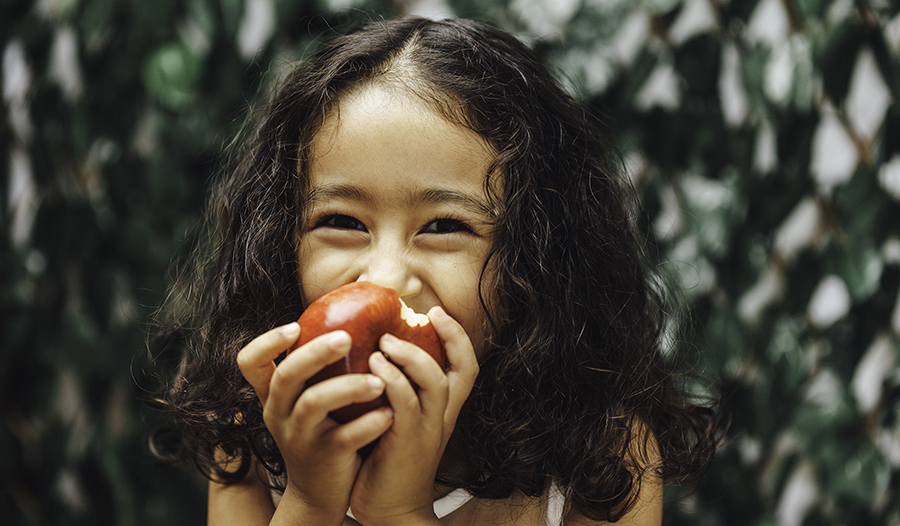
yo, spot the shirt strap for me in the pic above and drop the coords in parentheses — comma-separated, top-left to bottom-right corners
(345, 488, 474, 521)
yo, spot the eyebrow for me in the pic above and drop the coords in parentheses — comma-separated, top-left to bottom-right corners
(307, 183, 495, 217)
(307, 183, 375, 206)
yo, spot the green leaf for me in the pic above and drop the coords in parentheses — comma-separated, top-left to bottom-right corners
(823, 442, 891, 503)
(698, 306, 747, 377)
(679, 171, 741, 259)
(219, 0, 244, 37)
(824, 243, 884, 301)
(833, 168, 890, 243)
(792, 0, 831, 19)
(79, 0, 116, 49)
(142, 42, 202, 109)
(766, 318, 807, 391)
(794, 372, 859, 453)
(188, 0, 216, 37)
(819, 18, 865, 105)
(639, 0, 681, 16)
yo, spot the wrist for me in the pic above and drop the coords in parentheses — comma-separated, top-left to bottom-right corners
(272, 484, 348, 526)
(352, 507, 440, 526)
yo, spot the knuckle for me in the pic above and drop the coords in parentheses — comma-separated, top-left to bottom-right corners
(400, 394, 420, 414)
(235, 347, 253, 372)
(297, 389, 320, 413)
(269, 365, 290, 391)
(332, 432, 354, 450)
(235, 350, 250, 371)
(269, 364, 284, 383)
(450, 321, 466, 337)
(261, 406, 276, 428)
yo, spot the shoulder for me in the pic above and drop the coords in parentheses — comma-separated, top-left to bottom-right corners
(565, 418, 663, 526)
(207, 466, 276, 525)
(564, 476, 661, 526)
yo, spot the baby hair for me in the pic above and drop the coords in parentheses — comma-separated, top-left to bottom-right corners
(151, 16, 717, 522)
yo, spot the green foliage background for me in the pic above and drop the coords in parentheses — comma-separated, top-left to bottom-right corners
(3, 0, 900, 524)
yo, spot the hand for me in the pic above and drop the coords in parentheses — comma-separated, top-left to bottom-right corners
(236, 323, 395, 524)
(348, 307, 479, 526)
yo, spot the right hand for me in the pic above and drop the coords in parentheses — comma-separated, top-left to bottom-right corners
(236, 322, 395, 522)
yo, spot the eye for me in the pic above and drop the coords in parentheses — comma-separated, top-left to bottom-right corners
(422, 218, 473, 234)
(317, 214, 367, 231)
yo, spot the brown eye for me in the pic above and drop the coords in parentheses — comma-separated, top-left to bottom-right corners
(319, 214, 367, 231)
(422, 218, 472, 234)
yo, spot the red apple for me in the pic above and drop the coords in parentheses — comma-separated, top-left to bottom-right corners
(291, 282, 445, 423)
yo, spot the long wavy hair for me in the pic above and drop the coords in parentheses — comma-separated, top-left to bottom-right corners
(150, 16, 717, 522)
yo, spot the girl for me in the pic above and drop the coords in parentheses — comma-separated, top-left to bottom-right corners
(152, 16, 717, 526)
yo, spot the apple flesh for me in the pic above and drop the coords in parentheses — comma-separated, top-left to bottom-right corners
(292, 282, 445, 423)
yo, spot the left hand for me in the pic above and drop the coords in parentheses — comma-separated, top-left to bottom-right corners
(348, 306, 479, 526)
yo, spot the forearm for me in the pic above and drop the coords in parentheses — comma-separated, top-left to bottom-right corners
(208, 478, 350, 526)
(363, 517, 441, 526)
(348, 503, 441, 526)
(207, 477, 275, 526)
(269, 484, 348, 526)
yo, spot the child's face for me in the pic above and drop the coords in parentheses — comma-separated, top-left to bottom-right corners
(298, 84, 497, 355)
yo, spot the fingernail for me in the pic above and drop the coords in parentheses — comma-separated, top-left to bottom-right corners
(367, 376, 385, 389)
(328, 331, 351, 350)
(431, 307, 449, 320)
(280, 322, 300, 337)
(380, 406, 393, 418)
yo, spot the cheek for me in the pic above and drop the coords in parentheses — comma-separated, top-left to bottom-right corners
(296, 242, 312, 288)
(469, 319, 492, 361)
(470, 260, 500, 360)
(457, 278, 497, 360)
(296, 241, 335, 304)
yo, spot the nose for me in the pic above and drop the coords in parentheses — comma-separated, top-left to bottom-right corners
(356, 242, 423, 299)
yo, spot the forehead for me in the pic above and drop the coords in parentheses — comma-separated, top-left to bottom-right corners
(315, 84, 491, 154)
(308, 84, 496, 194)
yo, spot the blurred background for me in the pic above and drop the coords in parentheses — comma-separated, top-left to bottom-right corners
(2, 0, 900, 524)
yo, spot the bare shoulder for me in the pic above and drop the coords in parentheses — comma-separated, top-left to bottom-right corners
(565, 477, 662, 526)
(566, 418, 663, 526)
(207, 449, 276, 526)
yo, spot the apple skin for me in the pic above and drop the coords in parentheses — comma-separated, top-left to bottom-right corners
(291, 282, 445, 423)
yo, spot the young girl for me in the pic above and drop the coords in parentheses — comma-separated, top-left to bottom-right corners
(152, 16, 717, 526)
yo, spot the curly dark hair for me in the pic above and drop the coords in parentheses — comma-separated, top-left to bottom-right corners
(150, 16, 718, 523)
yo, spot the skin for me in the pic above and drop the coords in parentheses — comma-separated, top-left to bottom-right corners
(298, 84, 498, 356)
(217, 84, 663, 525)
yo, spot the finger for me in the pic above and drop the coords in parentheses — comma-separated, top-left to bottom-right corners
(237, 322, 301, 404)
(368, 351, 421, 427)
(378, 333, 449, 420)
(294, 374, 386, 428)
(267, 331, 351, 419)
(427, 307, 479, 427)
(325, 405, 394, 453)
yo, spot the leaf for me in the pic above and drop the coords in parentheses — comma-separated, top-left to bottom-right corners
(819, 18, 865, 105)
(766, 318, 807, 391)
(822, 442, 891, 503)
(679, 171, 741, 259)
(142, 42, 202, 109)
(824, 243, 884, 301)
